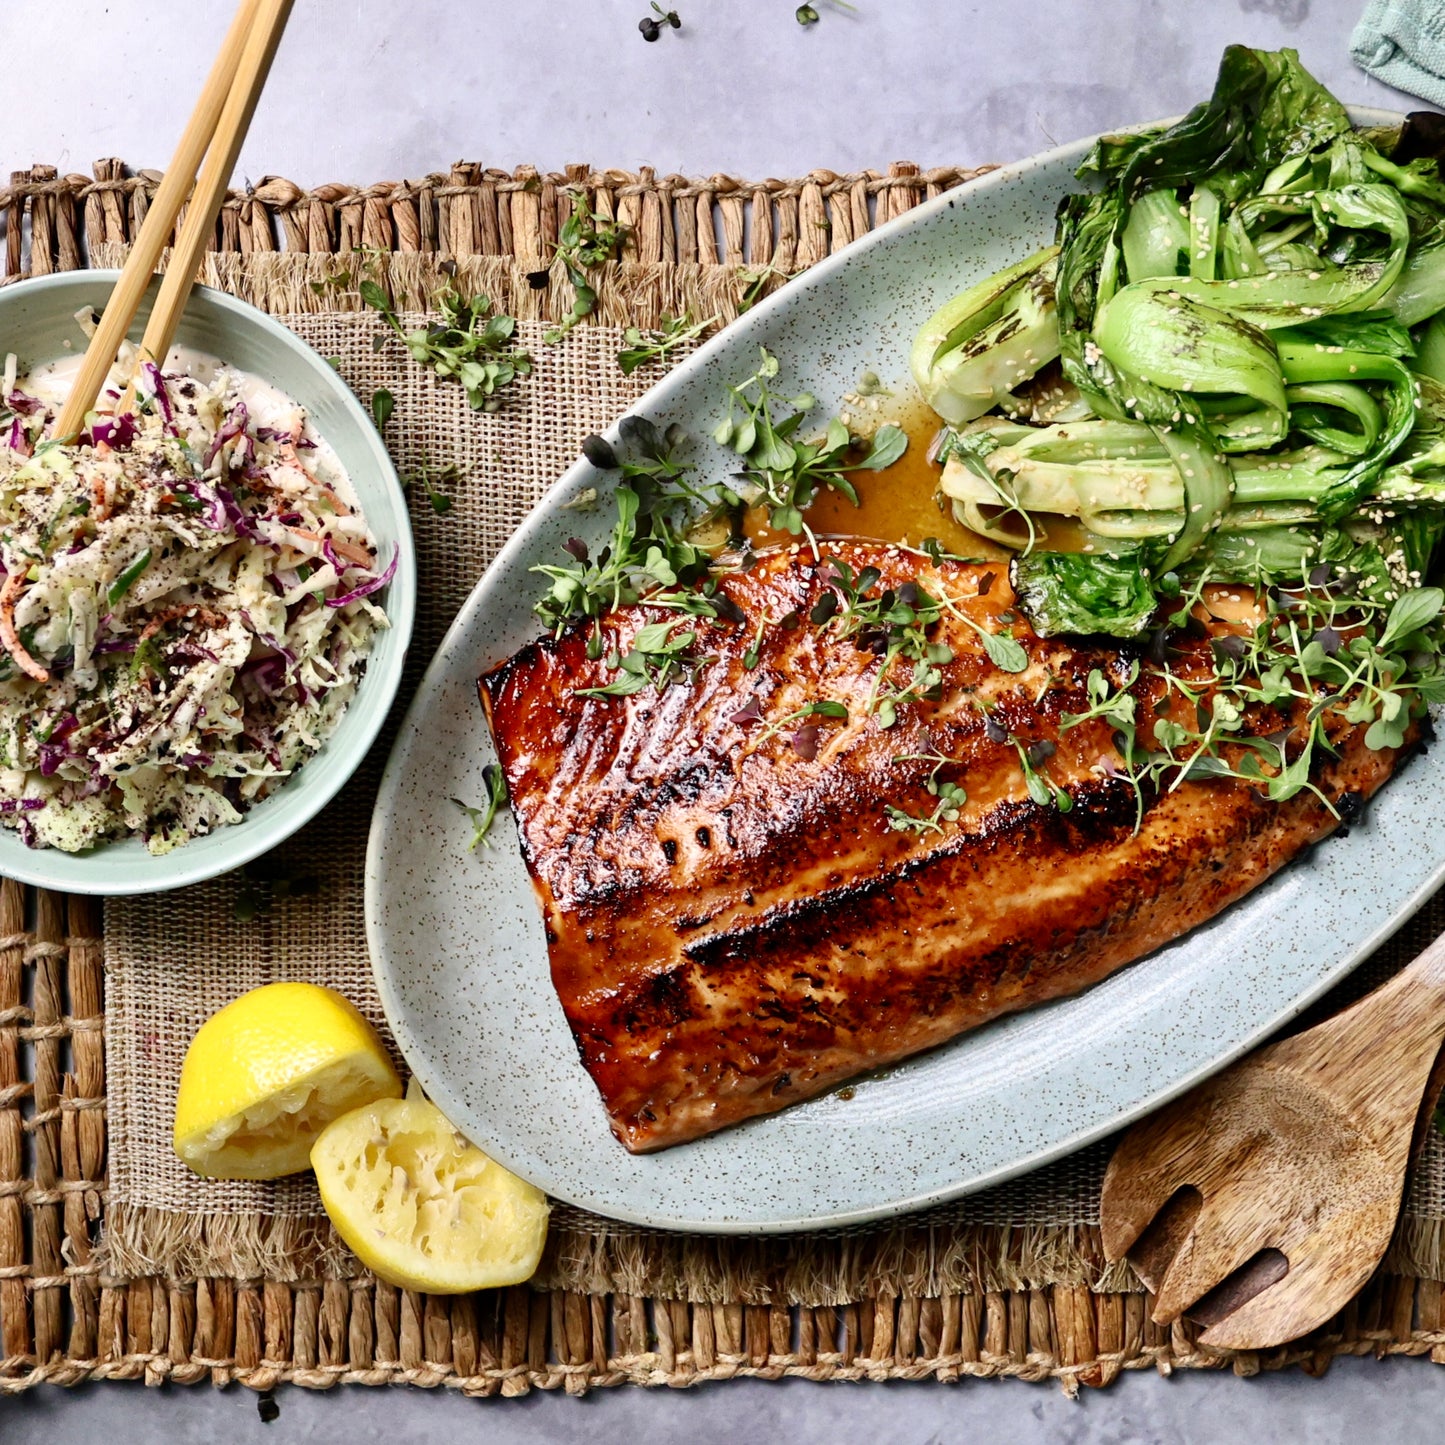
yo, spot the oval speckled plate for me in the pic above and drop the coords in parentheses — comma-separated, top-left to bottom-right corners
(365, 111, 1445, 1233)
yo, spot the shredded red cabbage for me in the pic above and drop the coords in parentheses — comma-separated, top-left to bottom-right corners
(6, 389, 42, 417)
(140, 362, 175, 429)
(255, 426, 315, 449)
(241, 655, 289, 697)
(324, 542, 398, 608)
(37, 714, 79, 778)
(204, 400, 250, 466)
(214, 482, 255, 538)
(184, 479, 232, 532)
(88, 412, 140, 449)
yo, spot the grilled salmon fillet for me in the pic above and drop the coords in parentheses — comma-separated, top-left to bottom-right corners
(479, 541, 1407, 1152)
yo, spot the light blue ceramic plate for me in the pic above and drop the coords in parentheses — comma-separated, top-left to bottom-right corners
(366, 112, 1445, 1233)
(0, 273, 415, 895)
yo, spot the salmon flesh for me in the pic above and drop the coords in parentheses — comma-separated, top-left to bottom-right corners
(479, 541, 1405, 1152)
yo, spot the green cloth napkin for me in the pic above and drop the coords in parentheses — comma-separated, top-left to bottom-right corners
(1353, 0, 1445, 107)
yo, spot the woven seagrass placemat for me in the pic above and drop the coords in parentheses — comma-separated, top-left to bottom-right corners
(3, 159, 1445, 1395)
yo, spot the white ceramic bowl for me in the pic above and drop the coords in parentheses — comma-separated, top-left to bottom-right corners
(0, 272, 415, 894)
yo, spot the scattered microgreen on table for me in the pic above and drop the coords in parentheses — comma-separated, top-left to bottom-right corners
(361, 276, 531, 412)
(405, 457, 460, 517)
(796, 0, 855, 21)
(737, 266, 785, 313)
(543, 194, 631, 344)
(638, 3, 681, 40)
(617, 312, 715, 374)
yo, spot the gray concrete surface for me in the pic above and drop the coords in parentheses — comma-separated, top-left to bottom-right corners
(1, 0, 1441, 1438)
(2, 1353, 1445, 1442)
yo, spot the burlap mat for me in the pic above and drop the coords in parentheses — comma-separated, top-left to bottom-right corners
(5, 160, 1445, 1393)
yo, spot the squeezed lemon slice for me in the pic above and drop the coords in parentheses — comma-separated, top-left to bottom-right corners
(173, 982, 402, 1180)
(311, 1085, 550, 1292)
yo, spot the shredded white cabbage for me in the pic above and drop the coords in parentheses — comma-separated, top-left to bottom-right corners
(0, 361, 393, 853)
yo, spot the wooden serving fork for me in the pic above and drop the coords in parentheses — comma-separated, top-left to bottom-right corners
(1100, 928, 1445, 1350)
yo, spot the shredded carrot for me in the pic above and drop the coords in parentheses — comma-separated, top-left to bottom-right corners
(286, 527, 373, 569)
(89, 440, 114, 521)
(89, 473, 112, 522)
(272, 413, 349, 513)
(0, 570, 48, 682)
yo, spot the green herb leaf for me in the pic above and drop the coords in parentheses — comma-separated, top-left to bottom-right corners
(371, 387, 395, 431)
(452, 765, 510, 850)
(958, 615, 1028, 672)
(851, 423, 908, 471)
(617, 311, 714, 374)
(362, 278, 531, 411)
(714, 349, 902, 534)
(358, 280, 392, 314)
(108, 548, 152, 605)
(1381, 587, 1445, 650)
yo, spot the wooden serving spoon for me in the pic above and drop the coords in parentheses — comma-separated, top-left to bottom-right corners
(1100, 928, 1445, 1351)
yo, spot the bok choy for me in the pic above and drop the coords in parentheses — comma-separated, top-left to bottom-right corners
(915, 44, 1445, 639)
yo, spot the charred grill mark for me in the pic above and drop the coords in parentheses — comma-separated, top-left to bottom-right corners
(683, 779, 1136, 972)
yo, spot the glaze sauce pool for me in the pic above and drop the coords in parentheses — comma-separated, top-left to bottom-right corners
(741, 388, 1078, 557)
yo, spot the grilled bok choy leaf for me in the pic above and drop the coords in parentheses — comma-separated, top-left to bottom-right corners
(915, 44, 1445, 639)
(910, 247, 1061, 424)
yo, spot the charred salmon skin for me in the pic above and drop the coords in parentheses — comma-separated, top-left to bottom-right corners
(479, 541, 1406, 1152)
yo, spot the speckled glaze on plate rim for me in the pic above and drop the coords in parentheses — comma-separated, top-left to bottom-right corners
(365, 109, 1445, 1234)
(0, 272, 415, 895)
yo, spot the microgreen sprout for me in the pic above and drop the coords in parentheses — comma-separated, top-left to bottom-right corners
(713, 347, 907, 540)
(639, 3, 681, 40)
(1055, 571, 1445, 834)
(1013, 737, 1074, 812)
(361, 277, 531, 412)
(544, 194, 631, 343)
(808, 557, 951, 726)
(737, 266, 785, 313)
(734, 697, 849, 757)
(533, 416, 716, 647)
(885, 749, 968, 834)
(405, 457, 461, 518)
(618, 312, 715, 374)
(576, 617, 703, 697)
(452, 765, 510, 849)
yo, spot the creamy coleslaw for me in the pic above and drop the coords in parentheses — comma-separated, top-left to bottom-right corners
(0, 344, 394, 853)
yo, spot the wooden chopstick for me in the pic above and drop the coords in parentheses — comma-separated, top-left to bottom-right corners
(132, 0, 295, 378)
(54, 0, 260, 440)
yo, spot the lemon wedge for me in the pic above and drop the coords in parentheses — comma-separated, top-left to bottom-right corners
(173, 982, 402, 1180)
(311, 1084, 550, 1292)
